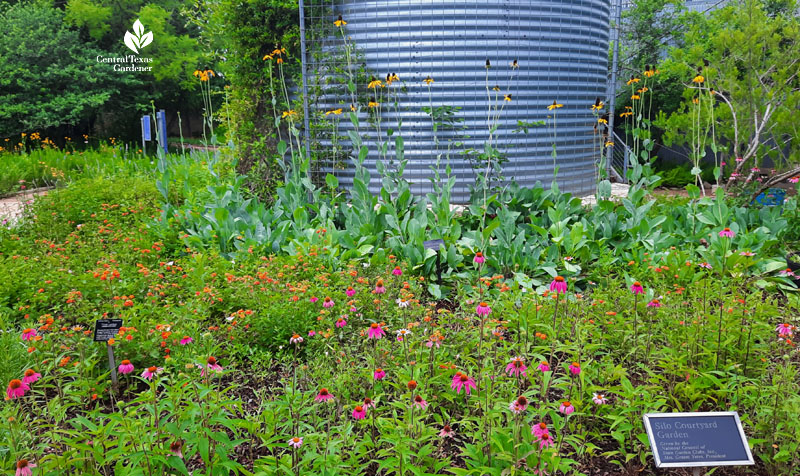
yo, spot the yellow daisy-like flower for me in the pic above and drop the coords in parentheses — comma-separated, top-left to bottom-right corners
(693, 75, 705, 84)
(626, 77, 640, 85)
(368, 99, 379, 108)
(504, 94, 512, 102)
(350, 104, 356, 112)
(605, 141, 614, 147)
(367, 77, 383, 89)
(492, 85, 500, 91)
(510, 59, 519, 69)
(620, 111, 633, 118)
(282, 110, 297, 119)
(637, 87, 648, 93)
(423, 76, 434, 85)
(643, 70, 655, 78)
(263, 54, 274, 61)
(631, 94, 640, 100)
(334, 15, 347, 27)
(325, 108, 343, 116)
(276, 57, 284, 64)
(591, 101, 604, 110)
(692, 97, 699, 104)
(597, 118, 608, 124)
(547, 100, 563, 110)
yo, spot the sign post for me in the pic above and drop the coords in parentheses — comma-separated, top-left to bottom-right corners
(643, 412, 754, 474)
(141, 115, 152, 155)
(94, 319, 123, 389)
(156, 109, 168, 154)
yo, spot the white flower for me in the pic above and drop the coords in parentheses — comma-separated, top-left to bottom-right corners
(396, 298, 409, 308)
(395, 328, 411, 337)
(592, 393, 609, 405)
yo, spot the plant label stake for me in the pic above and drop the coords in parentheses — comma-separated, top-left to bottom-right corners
(94, 319, 123, 388)
(643, 412, 754, 474)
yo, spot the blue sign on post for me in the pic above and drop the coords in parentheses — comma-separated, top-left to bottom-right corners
(156, 109, 168, 154)
(141, 116, 151, 141)
(644, 412, 754, 469)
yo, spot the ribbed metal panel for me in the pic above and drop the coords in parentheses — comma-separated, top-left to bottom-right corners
(306, 0, 610, 203)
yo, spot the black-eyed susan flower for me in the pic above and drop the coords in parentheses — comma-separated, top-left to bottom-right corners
(637, 87, 649, 93)
(492, 85, 500, 91)
(423, 76, 434, 85)
(626, 76, 640, 85)
(262, 54, 273, 61)
(367, 76, 383, 89)
(282, 110, 298, 119)
(597, 118, 608, 124)
(547, 100, 563, 110)
(325, 108, 343, 116)
(350, 104, 356, 111)
(620, 111, 633, 118)
(605, 140, 614, 147)
(504, 94, 512, 102)
(692, 74, 705, 84)
(591, 98, 604, 110)
(368, 98, 379, 108)
(511, 59, 519, 69)
(643, 64, 656, 78)
(631, 94, 640, 100)
(334, 15, 347, 27)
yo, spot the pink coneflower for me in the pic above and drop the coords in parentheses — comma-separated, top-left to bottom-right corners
(290, 334, 304, 344)
(118, 360, 134, 375)
(509, 395, 529, 414)
(287, 436, 303, 448)
(476, 302, 491, 316)
(180, 336, 193, 345)
(550, 276, 567, 294)
(22, 369, 41, 385)
(315, 388, 334, 402)
(779, 268, 796, 277)
(739, 251, 755, 257)
(203, 356, 223, 376)
(630, 281, 644, 294)
(21, 328, 36, 341)
(6, 379, 29, 399)
(735, 156, 744, 162)
(537, 432, 554, 449)
(346, 286, 356, 297)
(323, 297, 335, 308)
(647, 299, 662, 308)
(719, 227, 734, 238)
(396, 328, 411, 341)
(532, 422, 549, 437)
(309, 296, 319, 303)
(439, 424, 455, 438)
(790, 176, 799, 184)
(373, 279, 386, 294)
(473, 251, 485, 265)
(169, 440, 184, 458)
(363, 397, 375, 409)
(413, 394, 428, 409)
(392, 266, 403, 276)
(505, 357, 527, 377)
(559, 401, 575, 415)
(776, 323, 794, 337)
(308, 330, 316, 337)
(367, 323, 386, 339)
(15, 459, 35, 476)
(352, 405, 367, 419)
(335, 317, 347, 328)
(451, 372, 477, 395)
(426, 337, 441, 348)
(569, 362, 581, 375)
(592, 393, 609, 405)
(141, 366, 163, 381)
(538, 361, 551, 372)
(750, 167, 760, 173)
(373, 368, 386, 380)
(699, 262, 712, 269)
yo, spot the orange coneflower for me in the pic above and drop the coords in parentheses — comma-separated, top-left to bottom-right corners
(423, 76, 434, 85)
(547, 100, 563, 110)
(626, 76, 640, 85)
(334, 15, 347, 27)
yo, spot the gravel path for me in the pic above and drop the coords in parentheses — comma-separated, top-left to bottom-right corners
(0, 188, 50, 227)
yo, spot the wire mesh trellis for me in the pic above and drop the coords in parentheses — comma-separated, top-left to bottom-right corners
(302, 0, 611, 203)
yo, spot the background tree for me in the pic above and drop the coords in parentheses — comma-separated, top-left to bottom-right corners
(0, 2, 137, 137)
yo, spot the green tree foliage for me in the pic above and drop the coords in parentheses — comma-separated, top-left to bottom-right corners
(659, 0, 800, 176)
(0, 2, 137, 137)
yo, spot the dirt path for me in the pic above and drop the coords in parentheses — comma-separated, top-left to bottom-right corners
(0, 187, 50, 226)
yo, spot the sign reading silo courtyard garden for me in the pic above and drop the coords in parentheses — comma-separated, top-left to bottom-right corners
(644, 412, 755, 471)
